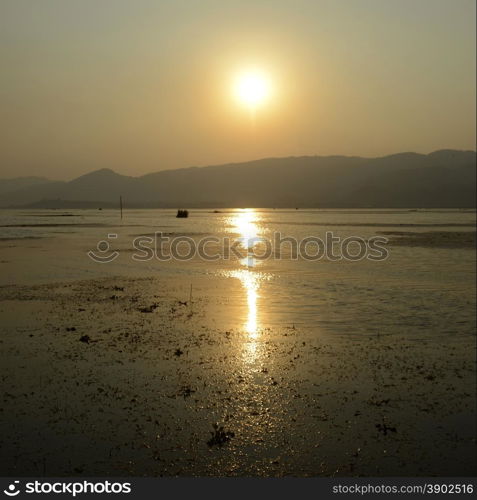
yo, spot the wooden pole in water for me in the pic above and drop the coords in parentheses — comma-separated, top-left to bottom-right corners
(189, 284, 193, 315)
(119, 196, 123, 220)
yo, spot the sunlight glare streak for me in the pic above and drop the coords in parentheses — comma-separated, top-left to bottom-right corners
(234, 209, 259, 249)
(226, 209, 270, 362)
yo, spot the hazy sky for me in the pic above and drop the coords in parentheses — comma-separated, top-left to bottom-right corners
(1, 0, 475, 180)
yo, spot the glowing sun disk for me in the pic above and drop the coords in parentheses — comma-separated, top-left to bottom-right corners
(234, 71, 270, 108)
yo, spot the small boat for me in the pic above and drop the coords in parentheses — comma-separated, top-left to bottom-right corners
(176, 209, 189, 218)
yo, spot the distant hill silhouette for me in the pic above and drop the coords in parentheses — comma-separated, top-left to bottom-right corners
(0, 176, 51, 196)
(0, 150, 475, 208)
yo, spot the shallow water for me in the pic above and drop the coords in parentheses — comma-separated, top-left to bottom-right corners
(0, 208, 475, 342)
(0, 208, 475, 476)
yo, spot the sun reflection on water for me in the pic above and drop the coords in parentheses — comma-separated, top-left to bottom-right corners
(228, 208, 263, 252)
(226, 209, 269, 362)
(227, 267, 264, 363)
(229, 268, 261, 338)
(234, 209, 258, 246)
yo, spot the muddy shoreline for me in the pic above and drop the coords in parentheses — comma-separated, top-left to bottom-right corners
(1, 275, 475, 476)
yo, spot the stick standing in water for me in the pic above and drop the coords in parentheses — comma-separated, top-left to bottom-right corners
(189, 284, 193, 317)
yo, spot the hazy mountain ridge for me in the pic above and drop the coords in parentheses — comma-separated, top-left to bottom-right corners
(0, 176, 52, 195)
(0, 150, 475, 208)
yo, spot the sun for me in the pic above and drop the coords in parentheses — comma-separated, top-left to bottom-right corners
(234, 70, 271, 109)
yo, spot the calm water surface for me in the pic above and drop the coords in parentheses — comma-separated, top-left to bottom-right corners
(1, 208, 475, 342)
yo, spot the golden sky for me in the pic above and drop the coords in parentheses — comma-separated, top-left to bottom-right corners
(0, 0, 475, 179)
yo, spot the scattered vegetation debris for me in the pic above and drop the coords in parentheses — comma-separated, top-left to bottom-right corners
(79, 335, 91, 344)
(207, 423, 235, 447)
(178, 386, 195, 398)
(66, 327, 76, 332)
(369, 399, 391, 407)
(138, 303, 158, 313)
(376, 422, 397, 435)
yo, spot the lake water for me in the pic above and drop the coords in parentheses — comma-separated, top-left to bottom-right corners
(0, 208, 475, 342)
(0, 207, 476, 476)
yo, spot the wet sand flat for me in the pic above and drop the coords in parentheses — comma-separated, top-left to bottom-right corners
(380, 231, 476, 249)
(1, 209, 475, 477)
(0, 275, 475, 477)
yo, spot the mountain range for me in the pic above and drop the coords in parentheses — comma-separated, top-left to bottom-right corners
(0, 150, 475, 208)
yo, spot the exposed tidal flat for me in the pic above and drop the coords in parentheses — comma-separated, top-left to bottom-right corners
(0, 208, 475, 476)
